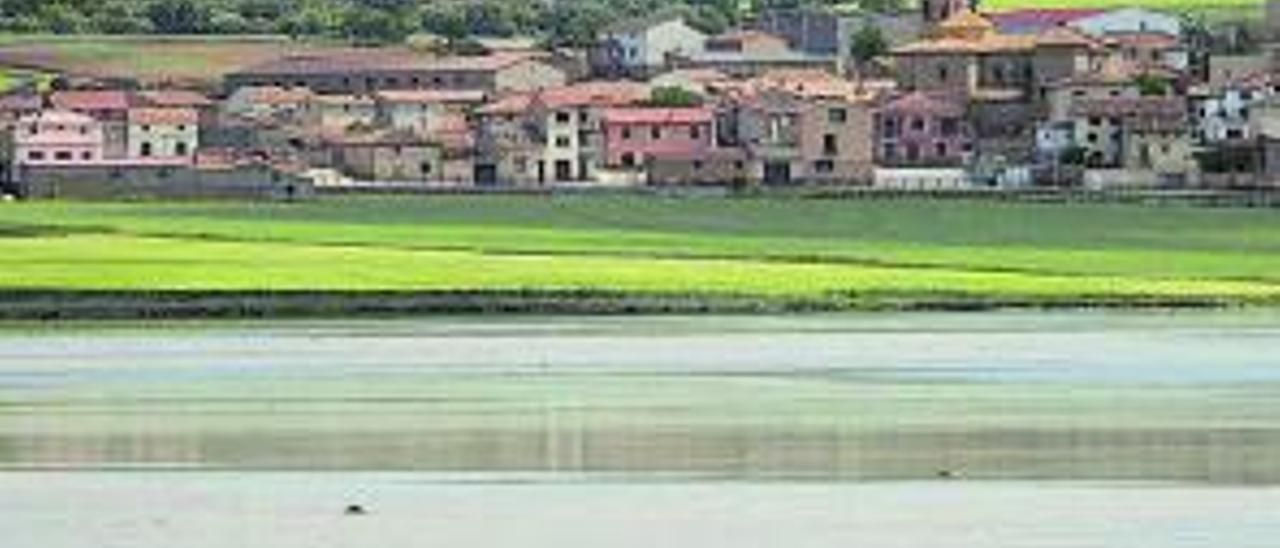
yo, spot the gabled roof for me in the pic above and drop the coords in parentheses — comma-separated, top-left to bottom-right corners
(893, 12, 1036, 55)
(988, 8, 1106, 34)
(600, 107, 713, 125)
(50, 90, 131, 112)
(129, 108, 199, 126)
(0, 93, 42, 112)
(138, 90, 214, 108)
(373, 89, 488, 104)
(18, 110, 96, 126)
(1069, 96, 1187, 131)
(234, 86, 315, 106)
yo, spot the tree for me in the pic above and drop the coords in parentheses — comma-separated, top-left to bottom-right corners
(145, 0, 212, 34)
(1135, 73, 1170, 97)
(646, 86, 705, 107)
(342, 6, 413, 46)
(850, 24, 887, 68)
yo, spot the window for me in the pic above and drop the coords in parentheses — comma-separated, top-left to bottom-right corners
(882, 143, 897, 159)
(622, 127, 633, 140)
(813, 160, 834, 173)
(823, 134, 838, 156)
(140, 142, 153, 157)
(910, 117, 925, 132)
(1087, 133, 1098, 144)
(940, 118, 959, 137)
(829, 108, 847, 124)
(81, 151, 92, 160)
(883, 117, 899, 138)
(1089, 117, 1102, 126)
(937, 65, 949, 83)
(142, 125, 152, 132)
(555, 111, 571, 124)
(693, 160, 704, 171)
(935, 142, 947, 157)
(690, 125, 701, 139)
(28, 150, 44, 161)
(555, 136, 571, 148)
(420, 162, 433, 175)
(54, 151, 72, 161)
(621, 153, 637, 168)
(651, 126, 662, 139)
(905, 143, 920, 161)
(175, 142, 189, 156)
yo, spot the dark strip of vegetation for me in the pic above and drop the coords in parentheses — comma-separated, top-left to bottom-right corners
(0, 0, 907, 46)
(0, 289, 1244, 321)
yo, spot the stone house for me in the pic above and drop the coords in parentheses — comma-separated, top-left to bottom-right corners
(127, 108, 199, 162)
(1067, 97, 1193, 180)
(474, 81, 651, 185)
(753, 7, 926, 74)
(1191, 74, 1276, 144)
(10, 110, 105, 168)
(373, 90, 487, 137)
(875, 92, 973, 167)
(592, 16, 707, 79)
(303, 94, 378, 132)
(222, 86, 315, 124)
(49, 90, 130, 159)
(226, 53, 567, 96)
(319, 128, 470, 183)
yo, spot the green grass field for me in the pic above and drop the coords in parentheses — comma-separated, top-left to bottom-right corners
(1, 196, 1280, 310)
(985, 0, 1260, 14)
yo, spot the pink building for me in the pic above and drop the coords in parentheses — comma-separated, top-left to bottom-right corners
(12, 110, 105, 166)
(875, 92, 973, 167)
(600, 107, 714, 169)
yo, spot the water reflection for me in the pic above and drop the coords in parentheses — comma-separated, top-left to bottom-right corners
(3, 314, 1280, 483)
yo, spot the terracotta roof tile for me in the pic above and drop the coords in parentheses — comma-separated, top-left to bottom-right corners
(600, 107, 713, 125)
(128, 108, 199, 125)
(50, 91, 131, 111)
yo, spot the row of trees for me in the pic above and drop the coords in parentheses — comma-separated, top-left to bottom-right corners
(0, 0, 905, 46)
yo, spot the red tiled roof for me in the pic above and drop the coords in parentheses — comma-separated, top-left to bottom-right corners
(600, 107, 713, 125)
(988, 8, 1105, 32)
(238, 86, 315, 105)
(538, 81, 651, 108)
(50, 91, 130, 111)
(480, 82, 650, 115)
(138, 90, 213, 108)
(374, 89, 488, 104)
(128, 108, 199, 125)
(478, 93, 534, 115)
(1107, 31, 1182, 49)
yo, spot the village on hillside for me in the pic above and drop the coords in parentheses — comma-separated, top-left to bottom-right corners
(3, 0, 1280, 199)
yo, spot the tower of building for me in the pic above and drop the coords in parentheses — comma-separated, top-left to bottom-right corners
(922, 0, 979, 25)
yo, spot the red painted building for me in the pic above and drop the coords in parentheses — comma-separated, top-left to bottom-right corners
(600, 107, 714, 169)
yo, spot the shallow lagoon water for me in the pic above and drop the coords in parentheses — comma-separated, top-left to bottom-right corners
(3, 312, 1280, 546)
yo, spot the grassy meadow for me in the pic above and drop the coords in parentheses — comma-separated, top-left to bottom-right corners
(0, 35, 358, 86)
(1, 196, 1280, 311)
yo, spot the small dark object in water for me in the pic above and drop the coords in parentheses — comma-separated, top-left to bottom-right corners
(344, 504, 367, 516)
(937, 469, 958, 479)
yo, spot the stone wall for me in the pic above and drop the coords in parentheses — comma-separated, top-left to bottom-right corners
(12, 164, 312, 201)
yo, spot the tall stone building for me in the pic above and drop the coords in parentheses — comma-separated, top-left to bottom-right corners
(922, 0, 979, 25)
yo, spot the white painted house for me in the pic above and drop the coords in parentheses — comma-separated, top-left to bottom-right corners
(1194, 78, 1277, 144)
(127, 108, 199, 163)
(1070, 8, 1182, 38)
(594, 16, 707, 78)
